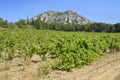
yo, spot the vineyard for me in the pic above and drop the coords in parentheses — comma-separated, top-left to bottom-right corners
(0, 28, 120, 71)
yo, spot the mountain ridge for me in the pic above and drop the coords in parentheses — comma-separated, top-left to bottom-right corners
(31, 10, 91, 24)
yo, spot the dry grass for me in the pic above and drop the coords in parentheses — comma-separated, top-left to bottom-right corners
(0, 55, 51, 80)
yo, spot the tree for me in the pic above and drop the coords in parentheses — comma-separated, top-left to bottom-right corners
(31, 19, 50, 29)
(15, 19, 27, 28)
(0, 18, 8, 28)
(114, 23, 120, 32)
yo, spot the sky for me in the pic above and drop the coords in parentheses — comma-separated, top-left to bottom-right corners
(0, 0, 120, 24)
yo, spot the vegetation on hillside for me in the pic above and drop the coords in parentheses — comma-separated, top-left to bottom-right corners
(0, 17, 120, 32)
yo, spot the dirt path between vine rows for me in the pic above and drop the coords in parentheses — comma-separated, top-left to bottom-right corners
(45, 52, 120, 80)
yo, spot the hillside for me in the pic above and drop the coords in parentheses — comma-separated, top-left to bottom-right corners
(31, 10, 91, 24)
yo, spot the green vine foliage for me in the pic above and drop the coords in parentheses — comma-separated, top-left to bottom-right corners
(0, 29, 120, 71)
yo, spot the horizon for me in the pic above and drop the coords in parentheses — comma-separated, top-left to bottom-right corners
(0, 0, 120, 24)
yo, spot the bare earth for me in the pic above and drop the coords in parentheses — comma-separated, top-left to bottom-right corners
(0, 52, 120, 80)
(46, 52, 120, 80)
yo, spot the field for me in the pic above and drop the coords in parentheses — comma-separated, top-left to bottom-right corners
(0, 28, 120, 80)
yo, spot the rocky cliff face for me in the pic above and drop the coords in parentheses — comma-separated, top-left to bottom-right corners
(32, 10, 91, 24)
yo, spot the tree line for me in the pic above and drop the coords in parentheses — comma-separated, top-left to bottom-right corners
(0, 17, 120, 32)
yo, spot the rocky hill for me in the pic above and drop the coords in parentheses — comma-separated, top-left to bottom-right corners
(31, 10, 91, 24)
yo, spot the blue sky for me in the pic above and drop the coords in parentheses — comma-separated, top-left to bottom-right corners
(0, 0, 120, 23)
